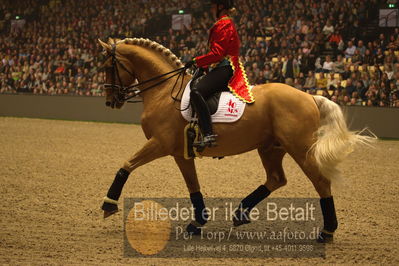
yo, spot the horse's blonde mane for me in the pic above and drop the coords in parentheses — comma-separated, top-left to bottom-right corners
(117, 38, 184, 68)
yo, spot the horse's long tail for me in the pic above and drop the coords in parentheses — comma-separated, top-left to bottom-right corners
(311, 96, 375, 184)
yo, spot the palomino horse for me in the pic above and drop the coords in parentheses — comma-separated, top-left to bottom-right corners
(98, 38, 372, 243)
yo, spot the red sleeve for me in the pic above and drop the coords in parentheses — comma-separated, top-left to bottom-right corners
(194, 22, 233, 68)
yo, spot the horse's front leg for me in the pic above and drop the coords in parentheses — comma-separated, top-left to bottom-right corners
(174, 156, 208, 235)
(102, 138, 167, 218)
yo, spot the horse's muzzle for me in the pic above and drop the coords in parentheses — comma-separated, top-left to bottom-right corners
(105, 101, 116, 109)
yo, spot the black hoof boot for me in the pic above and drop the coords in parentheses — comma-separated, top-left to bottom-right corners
(233, 210, 251, 227)
(317, 231, 334, 243)
(102, 202, 118, 218)
(186, 222, 202, 235)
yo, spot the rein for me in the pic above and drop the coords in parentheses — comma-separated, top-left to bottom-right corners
(104, 43, 187, 104)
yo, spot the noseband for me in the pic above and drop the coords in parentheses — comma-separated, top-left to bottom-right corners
(103, 43, 187, 104)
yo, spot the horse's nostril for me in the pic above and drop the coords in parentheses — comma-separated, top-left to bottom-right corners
(105, 101, 111, 106)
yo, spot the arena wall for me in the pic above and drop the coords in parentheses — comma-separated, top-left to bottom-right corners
(0, 94, 142, 124)
(0, 94, 398, 138)
(340, 106, 399, 139)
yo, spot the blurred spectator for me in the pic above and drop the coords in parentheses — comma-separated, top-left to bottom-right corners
(328, 30, 342, 56)
(363, 49, 375, 65)
(322, 20, 334, 37)
(322, 55, 334, 73)
(333, 55, 345, 74)
(345, 78, 356, 97)
(344, 41, 356, 58)
(282, 54, 300, 86)
(303, 71, 316, 92)
(357, 40, 366, 56)
(316, 72, 328, 90)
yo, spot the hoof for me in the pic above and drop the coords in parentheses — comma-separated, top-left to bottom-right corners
(103, 210, 118, 218)
(317, 231, 334, 243)
(186, 222, 202, 235)
(233, 210, 251, 227)
(102, 202, 118, 218)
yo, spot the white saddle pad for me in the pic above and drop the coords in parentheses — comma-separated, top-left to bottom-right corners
(181, 80, 246, 123)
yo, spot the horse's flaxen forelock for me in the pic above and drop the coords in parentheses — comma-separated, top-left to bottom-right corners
(117, 38, 184, 68)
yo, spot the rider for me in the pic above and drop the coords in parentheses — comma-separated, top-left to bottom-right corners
(185, 0, 254, 147)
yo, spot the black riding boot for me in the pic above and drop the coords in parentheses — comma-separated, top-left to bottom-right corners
(190, 90, 217, 147)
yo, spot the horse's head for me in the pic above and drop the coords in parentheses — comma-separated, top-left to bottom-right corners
(98, 39, 137, 109)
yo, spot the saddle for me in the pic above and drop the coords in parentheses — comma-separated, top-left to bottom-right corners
(182, 69, 246, 159)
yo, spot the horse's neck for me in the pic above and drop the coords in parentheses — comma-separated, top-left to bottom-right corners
(125, 48, 190, 109)
(127, 52, 174, 99)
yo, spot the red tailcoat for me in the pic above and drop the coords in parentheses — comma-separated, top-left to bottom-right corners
(194, 15, 254, 103)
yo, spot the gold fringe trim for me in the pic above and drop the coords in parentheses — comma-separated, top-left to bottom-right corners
(227, 56, 255, 103)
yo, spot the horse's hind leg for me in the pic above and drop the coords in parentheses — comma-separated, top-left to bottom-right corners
(259, 144, 287, 192)
(102, 138, 167, 218)
(174, 156, 208, 235)
(233, 143, 287, 226)
(288, 145, 337, 243)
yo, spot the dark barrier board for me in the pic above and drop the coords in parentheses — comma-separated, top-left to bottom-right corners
(0, 94, 143, 124)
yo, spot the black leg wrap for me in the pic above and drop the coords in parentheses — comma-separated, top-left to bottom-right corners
(106, 168, 130, 201)
(233, 185, 271, 227)
(190, 191, 208, 225)
(186, 223, 202, 235)
(241, 185, 271, 211)
(320, 196, 338, 233)
(317, 196, 338, 243)
(101, 168, 130, 213)
(186, 191, 208, 235)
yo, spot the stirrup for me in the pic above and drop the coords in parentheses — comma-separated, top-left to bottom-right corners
(193, 134, 217, 151)
(203, 134, 217, 147)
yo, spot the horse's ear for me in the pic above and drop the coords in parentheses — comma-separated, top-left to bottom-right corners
(107, 37, 121, 45)
(98, 39, 111, 52)
(111, 38, 121, 44)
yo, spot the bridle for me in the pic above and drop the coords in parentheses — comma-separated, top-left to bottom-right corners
(103, 43, 187, 105)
